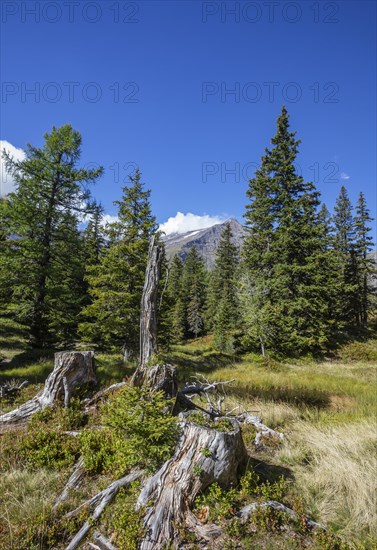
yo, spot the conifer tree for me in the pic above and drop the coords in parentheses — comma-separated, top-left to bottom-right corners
(242, 107, 337, 355)
(207, 222, 240, 351)
(163, 254, 186, 344)
(182, 246, 207, 338)
(79, 169, 157, 357)
(354, 192, 375, 328)
(0, 197, 12, 307)
(83, 204, 106, 268)
(333, 186, 359, 329)
(2, 125, 102, 346)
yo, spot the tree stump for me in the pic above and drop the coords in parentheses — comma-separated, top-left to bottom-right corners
(137, 417, 247, 550)
(0, 351, 96, 431)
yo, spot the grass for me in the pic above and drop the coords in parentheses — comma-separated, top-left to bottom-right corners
(0, 468, 61, 549)
(1, 322, 376, 547)
(167, 336, 377, 545)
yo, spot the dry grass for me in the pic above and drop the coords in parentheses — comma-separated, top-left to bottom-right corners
(170, 336, 377, 546)
(0, 469, 61, 549)
(279, 420, 377, 541)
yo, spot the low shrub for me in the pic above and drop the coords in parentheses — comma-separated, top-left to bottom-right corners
(17, 426, 80, 470)
(105, 482, 146, 550)
(79, 385, 179, 475)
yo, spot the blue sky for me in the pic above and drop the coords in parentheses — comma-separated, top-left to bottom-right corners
(1, 0, 376, 235)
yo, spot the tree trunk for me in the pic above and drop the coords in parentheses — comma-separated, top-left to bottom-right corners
(137, 417, 247, 550)
(132, 235, 164, 386)
(0, 351, 96, 431)
(139, 235, 164, 367)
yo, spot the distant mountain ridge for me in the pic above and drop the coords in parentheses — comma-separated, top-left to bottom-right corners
(162, 219, 377, 275)
(162, 218, 247, 270)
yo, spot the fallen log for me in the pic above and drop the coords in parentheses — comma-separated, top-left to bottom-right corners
(240, 413, 284, 449)
(84, 381, 127, 412)
(237, 500, 323, 529)
(53, 457, 86, 511)
(0, 351, 96, 431)
(90, 532, 118, 550)
(65, 469, 143, 550)
(184, 500, 323, 545)
(0, 379, 28, 399)
(137, 416, 247, 550)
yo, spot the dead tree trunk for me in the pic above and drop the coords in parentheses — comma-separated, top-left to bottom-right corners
(139, 235, 164, 367)
(0, 351, 95, 431)
(132, 235, 165, 387)
(137, 417, 247, 550)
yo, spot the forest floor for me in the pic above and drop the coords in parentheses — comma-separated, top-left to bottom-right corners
(0, 314, 376, 549)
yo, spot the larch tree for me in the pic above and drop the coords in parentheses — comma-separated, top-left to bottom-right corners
(2, 125, 103, 347)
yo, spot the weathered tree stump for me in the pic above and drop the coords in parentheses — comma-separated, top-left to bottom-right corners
(132, 236, 165, 387)
(137, 417, 248, 550)
(0, 351, 95, 431)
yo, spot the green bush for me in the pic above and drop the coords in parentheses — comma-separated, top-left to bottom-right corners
(194, 469, 290, 526)
(17, 427, 80, 470)
(80, 385, 179, 475)
(107, 483, 146, 549)
(194, 482, 238, 523)
(30, 399, 88, 431)
(338, 341, 377, 362)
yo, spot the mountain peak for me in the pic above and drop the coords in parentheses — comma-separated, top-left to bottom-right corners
(162, 218, 246, 269)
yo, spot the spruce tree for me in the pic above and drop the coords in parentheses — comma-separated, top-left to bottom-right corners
(2, 125, 102, 346)
(182, 246, 207, 339)
(242, 107, 337, 355)
(207, 222, 240, 351)
(354, 192, 375, 328)
(163, 254, 186, 344)
(333, 186, 359, 329)
(83, 204, 106, 268)
(79, 169, 157, 357)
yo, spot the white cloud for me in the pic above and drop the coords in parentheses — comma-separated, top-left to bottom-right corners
(159, 212, 226, 235)
(101, 214, 119, 226)
(340, 172, 350, 180)
(0, 140, 26, 196)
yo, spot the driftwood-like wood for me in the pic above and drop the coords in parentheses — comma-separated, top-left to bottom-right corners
(65, 470, 143, 550)
(241, 413, 284, 449)
(137, 418, 247, 550)
(184, 500, 323, 545)
(0, 380, 28, 399)
(0, 351, 95, 431)
(237, 500, 323, 529)
(84, 381, 127, 412)
(139, 363, 178, 398)
(139, 236, 164, 368)
(53, 457, 86, 511)
(90, 532, 118, 550)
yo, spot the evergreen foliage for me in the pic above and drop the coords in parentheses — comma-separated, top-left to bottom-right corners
(79, 169, 157, 356)
(242, 107, 345, 355)
(207, 222, 240, 351)
(182, 246, 207, 338)
(161, 254, 186, 345)
(1, 124, 103, 346)
(354, 192, 375, 328)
